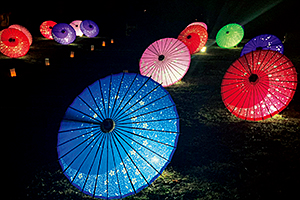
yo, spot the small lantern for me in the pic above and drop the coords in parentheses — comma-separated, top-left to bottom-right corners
(123, 70, 129, 73)
(200, 46, 207, 52)
(70, 51, 74, 58)
(10, 68, 16, 77)
(111, 39, 114, 44)
(45, 58, 50, 66)
(91, 45, 94, 51)
(102, 41, 105, 47)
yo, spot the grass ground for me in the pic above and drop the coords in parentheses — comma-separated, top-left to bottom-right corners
(2, 36, 299, 200)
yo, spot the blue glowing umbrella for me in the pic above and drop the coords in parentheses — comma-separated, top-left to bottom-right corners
(52, 23, 76, 45)
(57, 73, 179, 199)
(240, 34, 284, 56)
(80, 20, 99, 37)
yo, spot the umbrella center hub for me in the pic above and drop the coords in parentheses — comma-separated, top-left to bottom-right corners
(187, 35, 192, 39)
(89, 25, 93, 28)
(101, 118, 115, 133)
(226, 31, 230, 34)
(249, 74, 259, 84)
(158, 55, 165, 61)
(8, 38, 15, 42)
(61, 30, 66, 34)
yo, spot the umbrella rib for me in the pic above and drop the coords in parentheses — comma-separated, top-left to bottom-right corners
(60, 131, 102, 174)
(116, 83, 161, 120)
(87, 86, 106, 121)
(69, 134, 102, 185)
(69, 105, 102, 123)
(81, 133, 107, 194)
(109, 133, 123, 198)
(93, 134, 107, 198)
(107, 75, 112, 118)
(110, 72, 125, 119)
(113, 130, 151, 187)
(242, 52, 252, 74)
(261, 51, 285, 72)
(117, 126, 180, 134)
(117, 126, 177, 148)
(106, 132, 109, 198)
(118, 93, 170, 120)
(119, 104, 176, 123)
(110, 132, 136, 194)
(57, 128, 99, 147)
(236, 84, 251, 119)
(62, 118, 100, 125)
(58, 130, 102, 161)
(119, 117, 179, 125)
(265, 64, 294, 75)
(260, 81, 291, 105)
(256, 82, 272, 119)
(58, 124, 99, 134)
(259, 50, 277, 72)
(114, 129, 165, 180)
(111, 73, 138, 120)
(98, 78, 108, 118)
(114, 76, 152, 120)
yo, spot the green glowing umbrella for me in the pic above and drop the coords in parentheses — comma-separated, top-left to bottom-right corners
(216, 23, 244, 49)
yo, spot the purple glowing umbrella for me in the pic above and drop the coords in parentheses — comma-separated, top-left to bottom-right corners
(240, 34, 284, 56)
(70, 20, 83, 36)
(80, 20, 99, 38)
(140, 38, 191, 87)
(52, 23, 76, 45)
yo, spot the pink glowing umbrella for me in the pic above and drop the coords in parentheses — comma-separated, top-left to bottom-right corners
(9, 24, 32, 45)
(40, 20, 57, 40)
(140, 38, 191, 87)
(70, 20, 83, 36)
(0, 28, 30, 58)
(221, 50, 297, 121)
(186, 22, 207, 30)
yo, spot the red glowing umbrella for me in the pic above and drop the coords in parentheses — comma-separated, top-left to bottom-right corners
(221, 50, 297, 121)
(9, 24, 32, 45)
(178, 25, 208, 54)
(0, 28, 30, 58)
(186, 22, 207, 30)
(140, 38, 191, 87)
(40, 20, 57, 40)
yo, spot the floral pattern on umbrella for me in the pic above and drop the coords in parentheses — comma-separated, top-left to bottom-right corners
(57, 73, 179, 199)
(221, 50, 297, 121)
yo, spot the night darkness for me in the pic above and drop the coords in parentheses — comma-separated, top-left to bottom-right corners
(3, 0, 298, 39)
(2, 0, 300, 199)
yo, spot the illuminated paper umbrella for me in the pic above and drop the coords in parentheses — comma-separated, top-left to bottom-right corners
(178, 25, 208, 54)
(240, 34, 284, 56)
(0, 28, 30, 58)
(9, 24, 32, 45)
(186, 22, 207, 30)
(140, 38, 191, 87)
(40, 20, 57, 40)
(70, 20, 83, 36)
(216, 23, 244, 48)
(57, 72, 179, 199)
(221, 50, 297, 121)
(80, 20, 99, 37)
(52, 23, 76, 45)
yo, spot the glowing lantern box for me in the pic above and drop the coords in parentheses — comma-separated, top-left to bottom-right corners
(216, 23, 244, 49)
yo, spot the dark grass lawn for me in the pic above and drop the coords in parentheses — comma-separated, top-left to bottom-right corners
(2, 35, 300, 200)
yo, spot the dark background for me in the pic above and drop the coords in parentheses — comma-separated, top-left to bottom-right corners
(1, 0, 298, 39)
